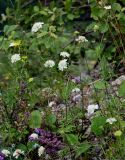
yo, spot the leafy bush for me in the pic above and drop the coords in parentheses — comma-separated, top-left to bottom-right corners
(0, 0, 125, 160)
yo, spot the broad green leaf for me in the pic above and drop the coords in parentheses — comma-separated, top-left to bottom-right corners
(75, 142, 91, 158)
(66, 134, 79, 145)
(64, 0, 72, 12)
(17, 144, 27, 152)
(67, 14, 74, 20)
(91, 116, 106, 136)
(94, 80, 106, 89)
(46, 114, 56, 125)
(29, 110, 42, 128)
(34, 6, 39, 12)
(99, 22, 109, 33)
(120, 121, 125, 128)
(4, 25, 18, 35)
(112, 3, 121, 12)
(27, 141, 38, 151)
(91, 7, 106, 20)
(118, 81, 125, 97)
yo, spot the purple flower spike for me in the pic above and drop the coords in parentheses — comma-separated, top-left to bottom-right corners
(29, 129, 63, 155)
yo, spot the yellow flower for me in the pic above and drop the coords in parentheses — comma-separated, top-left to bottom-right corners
(22, 56, 28, 60)
(9, 40, 21, 47)
(28, 78, 34, 83)
(114, 130, 122, 137)
(21, 56, 28, 62)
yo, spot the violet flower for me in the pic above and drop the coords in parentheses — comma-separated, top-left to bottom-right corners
(0, 152, 5, 160)
(31, 129, 63, 155)
(71, 76, 81, 84)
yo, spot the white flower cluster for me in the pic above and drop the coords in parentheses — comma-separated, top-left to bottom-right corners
(58, 51, 70, 71)
(11, 54, 21, 63)
(58, 59, 68, 71)
(104, 5, 111, 10)
(13, 149, 24, 159)
(38, 146, 45, 157)
(31, 22, 44, 33)
(9, 42, 16, 47)
(72, 87, 81, 93)
(1, 149, 10, 157)
(44, 51, 70, 71)
(29, 133, 39, 139)
(106, 117, 117, 124)
(60, 51, 70, 58)
(87, 104, 99, 116)
(44, 60, 55, 68)
(76, 36, 88, 43)
(1, 144, 45, 158)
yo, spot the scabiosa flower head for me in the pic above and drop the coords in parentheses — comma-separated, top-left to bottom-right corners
(29, 133, 39, 141)
(87, 104, 99, 116)
(71, 76, 81, 84)
(13, 149, 24, 159)
(1, 150, 10, 157)
(104, 5, 111, 10)
(60, 51, 70, 58)
(75, 36, 88, 43)
(106, 118, 117, 124)
(58, 59, 68, 71)
(72, 94, 82, 103)
(38, 146, 45, 157)
(71, 87, 82, 104)
(0, 152, 5, 160)
(11, 54, 21, 63)
(44, 60, 55, 68)
(31, 22, 44, 33)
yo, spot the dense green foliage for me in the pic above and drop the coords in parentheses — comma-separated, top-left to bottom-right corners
(1, 0, 125, 160)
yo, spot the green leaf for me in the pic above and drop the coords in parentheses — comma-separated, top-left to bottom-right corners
(27, 141, 37, 151)
(58, 125, 75, 134)
(91, 116, 106, 136)
(66, 134, 79, 145)
(75, 142, 91, 158)
(94, 80, 106, 89)
(112, 3, 121, 12)
(64, 0, 72, 12)
(118, 81, 125, 97)
(34, 6, 39, 12)
(99, 22, 109, 33)
(46, 114, 56, 125)
(67, 14, 74, 20)
(17, 144, 27, 152)
(91, 7, 106, 20)
(4, 25, 18, 35)
(29, 110, 42, 128)
(120, 121, 125, 128)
